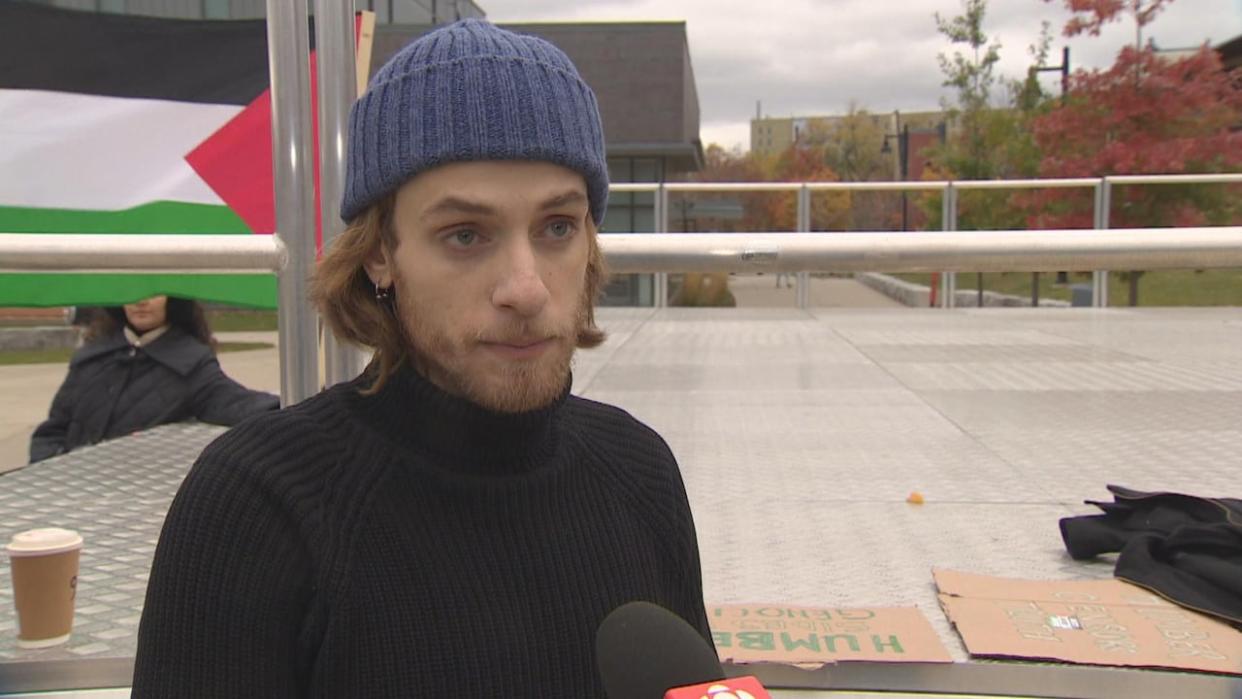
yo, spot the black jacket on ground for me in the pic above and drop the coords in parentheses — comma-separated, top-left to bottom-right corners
(132, 364, 712, 697)
(1060, 484, 1242, 627)
(29, 327, 278, 463)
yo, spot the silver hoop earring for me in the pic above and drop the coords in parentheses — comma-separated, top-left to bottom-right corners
(375, 282, 392, 302)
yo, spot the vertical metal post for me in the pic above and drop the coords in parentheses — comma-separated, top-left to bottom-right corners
(655, 184, 668, 308)
(940, 183, 957, 308)
(1093, 178, 1111, 308)
(267, 0, 319, 405)
(316, 0, 366, 386)
(795, 184, 810, 309)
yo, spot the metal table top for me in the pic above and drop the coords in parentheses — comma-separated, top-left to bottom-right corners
(3, 307, 1241, 697)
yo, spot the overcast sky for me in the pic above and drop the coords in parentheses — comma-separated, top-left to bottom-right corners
(480, 0, 1242, 152)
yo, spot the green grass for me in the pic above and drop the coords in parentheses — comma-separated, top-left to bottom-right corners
(0, 318, 64, 328)
(207, 309, 278, 332)
(0, 341, 273, 366)
(1, 308, 278, 331)
(893, 270, 1242, 306)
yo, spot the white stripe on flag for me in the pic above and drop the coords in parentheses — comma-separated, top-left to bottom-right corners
(0, 89, 243, 211)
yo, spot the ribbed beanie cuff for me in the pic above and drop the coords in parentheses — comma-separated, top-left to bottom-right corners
(342, 19, 609, 224)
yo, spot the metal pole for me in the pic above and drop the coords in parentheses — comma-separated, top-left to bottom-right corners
(796, 184, 810, 309)
(266, 0, 319, 405)
(655, 183, 668, 308)
(940, 183, 957, 308)
(1093, 178, 1111, 308)
(315, 0, 366, 387)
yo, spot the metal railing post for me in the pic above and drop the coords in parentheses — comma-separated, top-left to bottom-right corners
(796, 184, 810, 309)
(655, 183, 668, 308)
(941, 183, 957, 308)
(316, 0, 365, 387)
(266, 0, 319, 405)
(1093, 178, 1112, 308)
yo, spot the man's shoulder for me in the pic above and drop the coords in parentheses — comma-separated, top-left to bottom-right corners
(566, 394, 659, 437)
(564, 394, 675, 465)
(197, 383, 357, 474)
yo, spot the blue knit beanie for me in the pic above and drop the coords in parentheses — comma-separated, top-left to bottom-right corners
(341, 19, 609, 225)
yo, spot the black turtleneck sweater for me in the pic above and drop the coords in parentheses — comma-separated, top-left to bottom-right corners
(131, 364, 712, 697)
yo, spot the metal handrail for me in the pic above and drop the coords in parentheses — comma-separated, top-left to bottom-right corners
(600, 228, 1242, 274)
(6, 227, 1241, 276)
(0, 233, 286, 273)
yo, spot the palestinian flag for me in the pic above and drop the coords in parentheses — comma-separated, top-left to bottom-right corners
(0, 1, 338, 308)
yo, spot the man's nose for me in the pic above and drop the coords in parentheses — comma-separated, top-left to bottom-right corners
(491, 238, 550, 317)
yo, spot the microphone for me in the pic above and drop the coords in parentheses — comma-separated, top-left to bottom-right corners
(596, 601, 771, 699)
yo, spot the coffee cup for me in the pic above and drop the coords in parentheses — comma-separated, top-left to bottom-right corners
(6, 528, 83, 649)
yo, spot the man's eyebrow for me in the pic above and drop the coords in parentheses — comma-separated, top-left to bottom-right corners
(539, 190, 588, 211)
(422, 196, 496, 218)
(420, 190, 587, 218)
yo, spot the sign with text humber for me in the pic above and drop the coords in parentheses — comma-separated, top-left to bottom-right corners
(708, 604, 952, 665)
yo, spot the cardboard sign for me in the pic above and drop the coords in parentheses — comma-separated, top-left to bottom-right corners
(708, 603, 952, 665)
(935, 569, 1242, 675)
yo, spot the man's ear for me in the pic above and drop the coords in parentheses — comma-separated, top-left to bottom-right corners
(363, 241, 394, 289)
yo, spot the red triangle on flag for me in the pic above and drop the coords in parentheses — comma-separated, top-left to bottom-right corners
(185, 55, 324, 248)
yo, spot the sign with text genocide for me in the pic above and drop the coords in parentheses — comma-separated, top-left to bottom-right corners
(935, 569, 1242, 675)
(708, 604, 952, 665)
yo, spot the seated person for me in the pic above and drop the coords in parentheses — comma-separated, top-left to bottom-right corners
(28, 295, 279, 463)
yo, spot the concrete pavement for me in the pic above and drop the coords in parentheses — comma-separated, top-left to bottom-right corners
(726, 273, 906, 308)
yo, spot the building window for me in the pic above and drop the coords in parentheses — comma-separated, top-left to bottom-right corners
(202, 0, 229, 19)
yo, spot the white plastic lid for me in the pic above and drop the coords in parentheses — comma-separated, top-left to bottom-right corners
(5, 528, 83, 557)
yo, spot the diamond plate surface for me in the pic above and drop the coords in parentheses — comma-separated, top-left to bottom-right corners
(694, 501, 1116, 662)
(0, 424, 223, 665)
(880, 361, 1242, 391)
(970, 430, 1242, 502)
(4, 307, 1242, 694)
(920, 390, 1242, 433)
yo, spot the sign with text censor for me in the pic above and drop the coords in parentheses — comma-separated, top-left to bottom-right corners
(708, 604, 952, 665)
(935, 569, 1242, 675)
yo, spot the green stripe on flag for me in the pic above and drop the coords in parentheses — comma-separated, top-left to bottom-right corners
(0, 273, 277, 309)
(0, 201, 252, 234)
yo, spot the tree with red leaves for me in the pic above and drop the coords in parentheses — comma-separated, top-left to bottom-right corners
(1027, 0, 1242, 304)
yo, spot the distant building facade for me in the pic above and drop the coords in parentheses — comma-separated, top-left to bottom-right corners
(23, 0, 484, 23)
(750, 110, 948, 159)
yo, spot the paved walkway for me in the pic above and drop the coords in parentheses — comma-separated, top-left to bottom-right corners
(728, 274, 906, 308)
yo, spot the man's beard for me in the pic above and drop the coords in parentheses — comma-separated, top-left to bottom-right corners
(397, 290, 587, 414)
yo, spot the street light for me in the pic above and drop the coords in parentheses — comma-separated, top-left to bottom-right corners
(881, 121, 910, 231)
(1028, 46, 1072, 305)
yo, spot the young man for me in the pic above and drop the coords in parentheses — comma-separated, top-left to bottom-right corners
(132, 19, 712, 697)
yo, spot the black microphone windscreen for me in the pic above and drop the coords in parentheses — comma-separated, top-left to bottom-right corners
(595, 601, 724, 699)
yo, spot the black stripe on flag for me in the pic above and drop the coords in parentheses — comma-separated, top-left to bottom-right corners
(0, 1, 285, 106)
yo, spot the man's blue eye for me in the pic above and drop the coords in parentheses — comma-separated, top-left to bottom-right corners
(546, 221, 574, 239)
(449, 230, 478, 247)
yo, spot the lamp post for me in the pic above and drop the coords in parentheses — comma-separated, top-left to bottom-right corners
(1028, 46, 1071, 306)
(881, 119, 910, 232)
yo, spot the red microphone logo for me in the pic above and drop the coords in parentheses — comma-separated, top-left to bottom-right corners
(664, 676, 772, 699)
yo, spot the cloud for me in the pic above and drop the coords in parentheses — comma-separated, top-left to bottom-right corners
(482, 0, 1242, 151)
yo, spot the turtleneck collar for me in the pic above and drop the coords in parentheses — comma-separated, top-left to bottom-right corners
(349, 362, 571, 477)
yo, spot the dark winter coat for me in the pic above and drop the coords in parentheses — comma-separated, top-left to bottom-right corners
(1061, 484, 1242, 628)
(29, 327, 279, 463)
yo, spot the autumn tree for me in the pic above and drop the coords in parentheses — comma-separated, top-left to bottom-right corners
(1027, 0, 1242, 304)
(766, 141, 851, 232)
(923, 0, 1050, 236)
